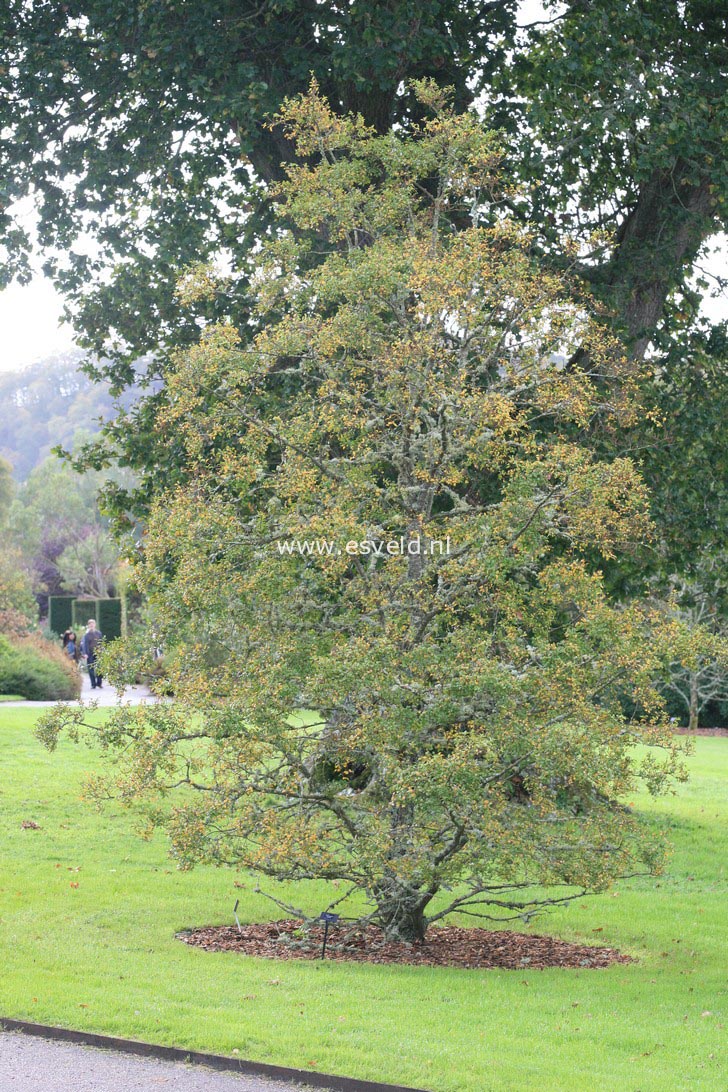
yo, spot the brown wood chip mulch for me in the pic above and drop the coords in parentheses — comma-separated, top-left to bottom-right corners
(177, 920, 633, 970)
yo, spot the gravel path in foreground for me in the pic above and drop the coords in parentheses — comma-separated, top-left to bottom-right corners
(0, 1032, 324, 1092)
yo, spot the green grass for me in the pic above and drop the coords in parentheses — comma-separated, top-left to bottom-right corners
(0, 707, 725, 1091)
(0, 695, 25, 702)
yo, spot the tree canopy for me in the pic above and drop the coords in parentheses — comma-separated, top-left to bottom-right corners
(1, 1, 725, 532)
(39, 87, 688, 941)
(9, 451, 126, 609)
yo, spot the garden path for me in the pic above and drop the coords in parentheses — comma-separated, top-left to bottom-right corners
(0, 1031, 325, 1092)
(1, 671, 158, 708)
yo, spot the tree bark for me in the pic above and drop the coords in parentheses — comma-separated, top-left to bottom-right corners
(594, 159, 716, 359)
(374, 881, 432, 942)
(689, 672, 699, 732)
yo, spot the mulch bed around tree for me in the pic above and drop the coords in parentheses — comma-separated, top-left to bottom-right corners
(177, 920, 633, 970)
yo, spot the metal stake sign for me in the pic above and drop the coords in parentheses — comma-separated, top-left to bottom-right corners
(318, 911, 339, 959)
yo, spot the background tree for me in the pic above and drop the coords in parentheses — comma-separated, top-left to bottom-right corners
(0, 548, 35, 621)
(0, 457, 35, 620)
(40, 89, 687, 942)
(0, 456, 14, 522)
(501, 0, 727, 357)
(638, 326, 728, 578)
(667, 649, 728, 732)
(656, 559, 728, 730)
(1, 1, 725, 524)
(56, 525, 120, 598)
(9, 450, 125, 611)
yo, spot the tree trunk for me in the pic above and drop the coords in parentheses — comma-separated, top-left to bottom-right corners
(374, 883, 432, 943)
(595, 160, 715, 359)
(689, 672, 699, 732)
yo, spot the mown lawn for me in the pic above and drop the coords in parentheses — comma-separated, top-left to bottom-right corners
(0, 706, 725, 1091)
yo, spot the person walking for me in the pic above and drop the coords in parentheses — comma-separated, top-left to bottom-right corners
(80, 618, 104, 689)
(64, 630, 80, 662)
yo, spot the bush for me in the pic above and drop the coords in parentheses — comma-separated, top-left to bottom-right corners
(0, 634, 81, 701)
(0, 608, 34, 639)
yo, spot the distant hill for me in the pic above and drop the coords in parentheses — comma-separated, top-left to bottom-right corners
(0, 351, 139, 480)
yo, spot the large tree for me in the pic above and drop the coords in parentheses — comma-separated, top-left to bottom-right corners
(9, 452, 124, 608)
(1, 1, 725, 523)
(656, 557, 728, 730)
(39, 89, 686, 941)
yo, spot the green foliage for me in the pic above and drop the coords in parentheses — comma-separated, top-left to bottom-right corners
(96, 597, 122, 641)
(48, 596, 76, 638)
(0, 0, 512, 362)
(0, 455, 14, 521)
(11, 452, 108, 551)
(499, 0, 726, 364)
(653, 559, 728, 731)
(40, 89, 689, 942)
(0, 634, 80, 701)
(503, 0, 727, 242)
(640, 327, 728, 574)
(56, 527, 120, 599)
(0, 547, 35, 620)
(1, 1, 725, 531)
(8, 450, 127, 605)
(1, 0, 723, 360)
(70, 597, 122, 641)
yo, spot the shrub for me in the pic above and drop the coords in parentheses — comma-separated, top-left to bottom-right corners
(0, 634, 81, 701)
(0, 608, 34, 639)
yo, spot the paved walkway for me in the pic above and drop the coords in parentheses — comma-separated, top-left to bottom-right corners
(1, 672, 158, 708)
(0, 1032, 322, 1092)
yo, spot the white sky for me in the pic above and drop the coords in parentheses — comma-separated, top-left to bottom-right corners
(0, 0, 724, 373)
(0, 277, 76, 372)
